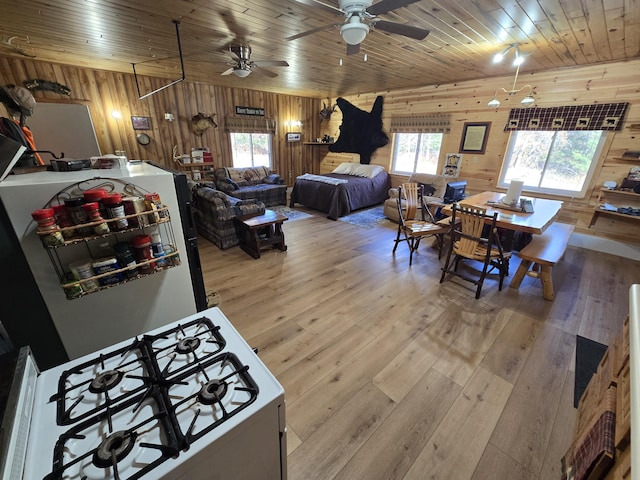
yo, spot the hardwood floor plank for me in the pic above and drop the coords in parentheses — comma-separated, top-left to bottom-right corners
(471, 443, 533, 480)
(335, 369, 461, 480)
(480, 310, 543, 384)
(287, 382, 396, 480)
(489, 323, 575, 476)
(402, 366, 513, 480)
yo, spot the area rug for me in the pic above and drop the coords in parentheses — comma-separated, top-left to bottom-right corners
(574, 335, 608, 408)
(338, 205, 391, 229)
(270, 205, 313, 221)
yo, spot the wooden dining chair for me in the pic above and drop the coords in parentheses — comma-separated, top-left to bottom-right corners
(392, 183, 449, 265)
(439, 203, 511, 299)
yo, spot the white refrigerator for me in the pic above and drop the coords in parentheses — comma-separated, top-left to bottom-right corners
(0, 162, 207, 364)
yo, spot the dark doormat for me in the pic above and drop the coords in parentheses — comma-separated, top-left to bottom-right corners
(574, 335, 608, 408)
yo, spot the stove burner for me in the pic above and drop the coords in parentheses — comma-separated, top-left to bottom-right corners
(197, 380, 228, 405)
(92, 430, 137, 468)
(176, 336, 201, 354)
(88, 370, 124, 394)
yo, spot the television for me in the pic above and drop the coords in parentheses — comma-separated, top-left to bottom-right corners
(444, 180, 467, 203)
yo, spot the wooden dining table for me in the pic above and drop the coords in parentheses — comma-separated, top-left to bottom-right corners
(440, 191, 564, 244)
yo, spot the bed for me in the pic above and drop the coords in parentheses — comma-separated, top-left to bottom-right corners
(289, 162, 391, 220)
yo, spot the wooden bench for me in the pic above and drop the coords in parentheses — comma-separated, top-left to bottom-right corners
(509, 222, 575, 301)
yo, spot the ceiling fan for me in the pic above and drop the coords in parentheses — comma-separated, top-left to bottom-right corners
(221, 46, 289, 78)
(286, 0, 430, 54)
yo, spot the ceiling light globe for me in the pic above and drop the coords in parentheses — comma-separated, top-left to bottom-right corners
(513, 55, 525, 66)
(341, 21, 369, 45)
(233, 68, 251, 78)
(521, 94, 535, 106)
(488, 97, 501, 108)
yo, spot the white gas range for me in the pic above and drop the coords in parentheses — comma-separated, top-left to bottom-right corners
(1, 307, 287, 480)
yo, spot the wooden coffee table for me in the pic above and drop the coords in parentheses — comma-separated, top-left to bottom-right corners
(236, 209, 288, 259)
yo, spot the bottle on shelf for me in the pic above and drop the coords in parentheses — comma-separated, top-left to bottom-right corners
(103, 193, 129, 231)
(31, 208, 65, 247)
(64, 197, 93, 236)
(82, 202, 110, 235)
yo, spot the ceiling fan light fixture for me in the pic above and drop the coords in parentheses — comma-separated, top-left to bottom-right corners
(233, 68, 251, 78)
(488, 96, 501, 108)
(340, 18, 369, 45)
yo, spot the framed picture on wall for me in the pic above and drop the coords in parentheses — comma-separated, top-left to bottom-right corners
(131, 116, 151, 130)
(459, 122, 491, 154)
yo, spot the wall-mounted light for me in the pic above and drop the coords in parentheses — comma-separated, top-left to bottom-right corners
(164, 112, 175, 122)
(488, 44, 535, 108)
(111, 110, 122, 119)
(287, 120, 302, 128)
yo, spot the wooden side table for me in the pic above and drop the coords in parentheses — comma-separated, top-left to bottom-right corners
(236, 210, 288, 259)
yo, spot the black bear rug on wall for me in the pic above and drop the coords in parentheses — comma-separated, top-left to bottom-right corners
(329, 95, 389, 165)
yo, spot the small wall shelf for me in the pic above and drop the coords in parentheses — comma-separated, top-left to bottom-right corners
(589, 188, 640, 227)
(303, 142, 334, 145)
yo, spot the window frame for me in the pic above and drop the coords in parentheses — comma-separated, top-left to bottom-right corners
(229, 132, 273, 169)
(497, 129, 609, 199)
(391, 132, 444, 175)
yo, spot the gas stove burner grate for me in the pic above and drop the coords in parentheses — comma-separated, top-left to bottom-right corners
(146, 316, 226, 378)
(168, 352, 259, 447)
(51, 338, 153, 425)
(46, 389, 180, 480)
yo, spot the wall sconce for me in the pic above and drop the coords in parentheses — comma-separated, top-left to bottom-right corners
(287, 120, 302, 128)
(111, 110, 122, 119)
(488, 44, 535, 108)
(164, 112, 175, 122)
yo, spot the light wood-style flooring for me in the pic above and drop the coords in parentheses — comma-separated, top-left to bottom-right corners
(196, 209, 639, 480)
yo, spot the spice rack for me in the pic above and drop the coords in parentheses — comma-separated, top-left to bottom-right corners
(36, 198, 182, 300)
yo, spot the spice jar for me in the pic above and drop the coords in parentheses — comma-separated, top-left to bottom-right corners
(69, 259, 99, 292)
(114, 242, 139, 279)
(122, 196, 149, 228)
(51, 204, 77, 239)
(92, 256, 123, 286)
(130, 235, 155, 273)
(64, 197, 93, 236)
(144, 192, 166, 223)
(103, 193, 129, 231)
(82, 202, 110, 235)
(83, 189, 108, 218)
(31, 208, 64, 246)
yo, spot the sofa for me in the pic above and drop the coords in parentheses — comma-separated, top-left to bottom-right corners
(213, 166, 287, 206)
(384, 173, 450, 223)
(188, 180, 266, 250)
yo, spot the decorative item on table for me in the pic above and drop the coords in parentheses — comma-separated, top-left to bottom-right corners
(501, 179, 524, 207)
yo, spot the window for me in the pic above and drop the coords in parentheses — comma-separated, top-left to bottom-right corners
(230, 133, 272, 168)
(499, 130, 607, 198)
(392, 132, 443, 174)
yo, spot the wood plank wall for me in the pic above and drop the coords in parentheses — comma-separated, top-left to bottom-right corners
(0, 56, 322, 186)
(318, 59, 640, 245)
(1, 56, 639, 244)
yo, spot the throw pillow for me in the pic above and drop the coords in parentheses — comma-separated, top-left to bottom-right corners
(216, 177, 239, 194)
(352, 164, 384, 178)
(332, 162, 360, 175)
(263, 174, 281, 184)
(418, 182, 436, 196)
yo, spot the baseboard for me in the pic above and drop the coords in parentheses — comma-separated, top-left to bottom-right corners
(569, 232, 640, 260)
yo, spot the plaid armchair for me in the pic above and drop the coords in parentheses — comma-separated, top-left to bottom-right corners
(189, 181, 265, 250)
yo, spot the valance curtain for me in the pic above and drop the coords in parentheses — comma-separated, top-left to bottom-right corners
(389, 114, 451, 133)
(504, 103, 629, 131)
(223, 116, 277, 134)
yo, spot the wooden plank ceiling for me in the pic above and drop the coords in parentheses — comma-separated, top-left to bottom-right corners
(0, 0, 638, 99)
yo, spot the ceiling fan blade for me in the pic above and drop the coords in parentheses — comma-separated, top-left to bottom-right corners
(372, 20, 430, 40)
(285, 24, 340, 41)
(346, 43, 360, 55)
(253, 67, 278, 78)
(221, 67, 235, 76)
(252, 60, 289, 67)
(290, 0, 344, 15)
(366, 0, 422, 16)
